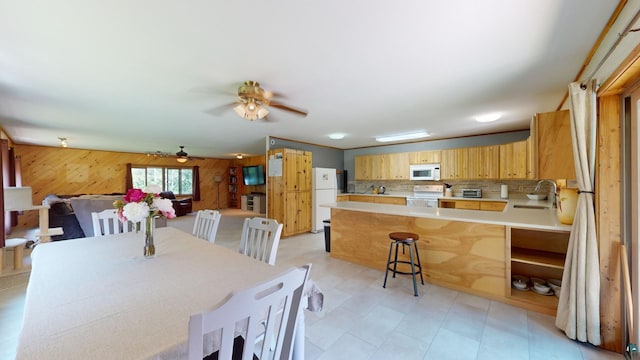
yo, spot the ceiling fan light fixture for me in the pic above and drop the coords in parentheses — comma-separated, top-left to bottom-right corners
(176, 145, 189, 163)
(376, 131, 430, 143)
(236, 153, 243, 159)
(58, 137, 68, 148)
(234, 100, 269, 121)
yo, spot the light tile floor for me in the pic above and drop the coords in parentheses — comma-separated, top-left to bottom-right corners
(0, 209, 626, 359)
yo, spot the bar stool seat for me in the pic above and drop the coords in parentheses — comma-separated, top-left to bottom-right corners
(383, 232, 424, 296)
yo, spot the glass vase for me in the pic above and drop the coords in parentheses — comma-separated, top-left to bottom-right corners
(143, 216, 156, 258)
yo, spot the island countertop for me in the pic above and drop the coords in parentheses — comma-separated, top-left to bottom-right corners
(323, 197, 571, 231)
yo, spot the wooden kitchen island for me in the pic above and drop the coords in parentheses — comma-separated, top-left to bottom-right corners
(326, 199, 571, 315)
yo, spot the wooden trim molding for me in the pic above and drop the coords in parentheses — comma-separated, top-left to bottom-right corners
(599, 41, 640, 97)
(598, 95, 624, 352)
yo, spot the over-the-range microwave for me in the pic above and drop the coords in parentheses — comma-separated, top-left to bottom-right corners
(409, 164, 440, 181)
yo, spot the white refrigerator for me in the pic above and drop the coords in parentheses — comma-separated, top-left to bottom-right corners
(311, 168, 337, 233)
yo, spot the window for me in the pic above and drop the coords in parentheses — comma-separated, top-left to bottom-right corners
(131, 166, 194, 196)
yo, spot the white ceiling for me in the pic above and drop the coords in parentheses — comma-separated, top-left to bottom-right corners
(0, 1, 622, 159)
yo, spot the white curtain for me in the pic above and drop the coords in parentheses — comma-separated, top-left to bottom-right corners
(555, 79, 600, 345)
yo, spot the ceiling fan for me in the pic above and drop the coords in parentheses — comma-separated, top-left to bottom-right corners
(211, 81, 307, 121)
(175, 146, 203, 163)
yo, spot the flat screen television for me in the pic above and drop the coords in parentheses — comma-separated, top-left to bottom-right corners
(242, 165, 265, 186)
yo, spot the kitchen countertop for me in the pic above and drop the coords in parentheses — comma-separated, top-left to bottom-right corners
(323, 196, 570, 231)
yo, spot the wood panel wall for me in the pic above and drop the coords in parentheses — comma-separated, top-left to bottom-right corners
(14, 144, 232, 228)
(598, 95, 623, 352)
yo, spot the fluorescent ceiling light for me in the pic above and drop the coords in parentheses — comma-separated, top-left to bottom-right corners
(375, 131, 430, 143)
(474, 113, 502, 123)
(328, 133, 345, 140)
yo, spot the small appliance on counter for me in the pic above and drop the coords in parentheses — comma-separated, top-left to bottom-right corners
(462, 188, 482, 198)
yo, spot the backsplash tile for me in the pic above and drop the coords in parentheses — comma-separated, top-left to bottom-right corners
(349, 180, 553, 197)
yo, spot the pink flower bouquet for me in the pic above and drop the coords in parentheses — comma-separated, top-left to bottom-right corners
(114, 185, 176, 223)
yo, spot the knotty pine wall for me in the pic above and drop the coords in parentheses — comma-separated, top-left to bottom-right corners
(14, 144, 232, 228)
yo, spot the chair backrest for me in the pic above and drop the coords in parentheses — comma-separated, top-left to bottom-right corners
(192, 209, 222, 243)
(188, 264, 311, 360)
(239, 217, 283, 265)
(91, 209, 135, 237)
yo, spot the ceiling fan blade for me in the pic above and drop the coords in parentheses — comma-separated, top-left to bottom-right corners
(203, 101, 237, 116)
(269, 102, 307, 116)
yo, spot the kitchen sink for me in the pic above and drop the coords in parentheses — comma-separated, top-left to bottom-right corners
(513, 204, 550, 210)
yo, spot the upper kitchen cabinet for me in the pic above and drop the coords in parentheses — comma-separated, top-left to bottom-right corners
(354, 154, 385, 180)
(386, 152, 410, 180)
(354, 153, 409, 180)
(440, 145, 500, 180)
(526, 136, 536, 179)
(499, 140, 528, 179)
(409, 150, 441, 164)
(531, 110, 576, 180)
(441, 148, 467, 179)
(467, 145, 499, 179)
(354, 155, 372, 180)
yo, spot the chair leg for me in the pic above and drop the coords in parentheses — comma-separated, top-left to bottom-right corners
(408, 244, 418, 296)
(414, 242, 424, 285)
(383, 241, 394, 288)
(391, 242, 400, 278)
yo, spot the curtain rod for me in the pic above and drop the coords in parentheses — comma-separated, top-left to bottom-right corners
(582, 7, 640, 89)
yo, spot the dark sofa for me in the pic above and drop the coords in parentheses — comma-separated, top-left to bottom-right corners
(159, 191, 193, 217)
(43, 193, 170, 240)
(46, 197, 85, 241)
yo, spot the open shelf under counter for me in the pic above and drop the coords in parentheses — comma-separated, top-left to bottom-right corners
(511, 247, 565, 269)
(509, 287, 559, 310)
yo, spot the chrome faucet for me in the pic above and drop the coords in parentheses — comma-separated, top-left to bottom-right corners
(535, 179, 557, 207)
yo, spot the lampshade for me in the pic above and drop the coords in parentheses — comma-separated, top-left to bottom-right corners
(233, 99, 269, 120)
(4, 186, 34, 211)
(176, 157, 188, 163)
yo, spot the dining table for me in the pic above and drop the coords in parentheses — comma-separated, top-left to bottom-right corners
(16, 226, 316, 359)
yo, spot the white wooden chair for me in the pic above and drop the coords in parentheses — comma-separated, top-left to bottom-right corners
(188, 264, 311, 360)
(192, 209, 222, 243)
(239, 217, 283, 266)
(91, 209, 135, 237)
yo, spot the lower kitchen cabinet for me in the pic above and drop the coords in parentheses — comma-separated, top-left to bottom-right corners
(374, 196, 406, 205)
(344, 195, 406, 205)
(507, 226, 569, 313)
(438, 199, 506, 211)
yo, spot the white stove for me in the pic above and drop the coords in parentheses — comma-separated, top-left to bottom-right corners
(406, 184, 444, 208)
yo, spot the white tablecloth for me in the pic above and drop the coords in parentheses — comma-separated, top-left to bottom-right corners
(16, 227, 308, 359)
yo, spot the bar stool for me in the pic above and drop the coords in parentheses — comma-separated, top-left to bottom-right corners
(382, 232, 424, 296)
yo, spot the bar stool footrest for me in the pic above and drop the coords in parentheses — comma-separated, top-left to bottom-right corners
(387, 260, 422, 275)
